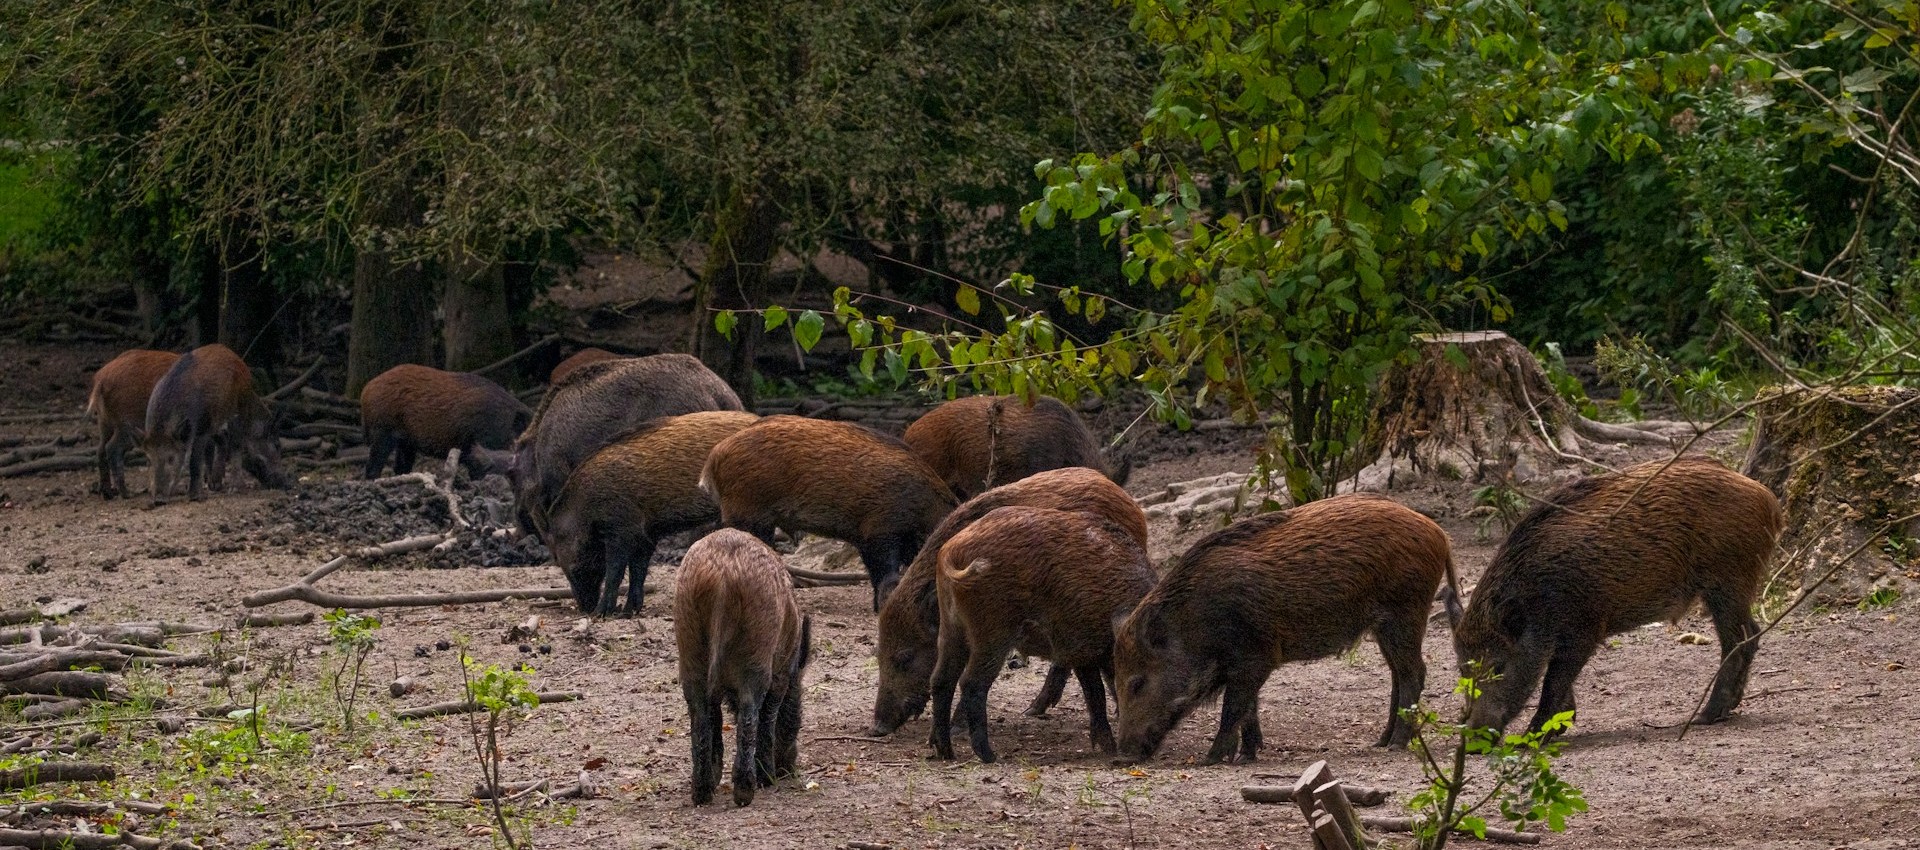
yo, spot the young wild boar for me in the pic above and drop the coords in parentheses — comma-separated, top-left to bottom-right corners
(870, 466, 1147, 737)
(547, 411, 760, 616)
(700, 415, 958, 610)
(548, 347, 623, 385)
(930, 506, 1155, 763)
(1455, 457, 1783, 735)
(88, 349, 181, 499)
(359, 364, 531, 479)
(904, 394, 1129, 500)
(144, 344, 290, 503)
(512, 354, 741, 542)
(1113, 495, 1458, 764)
(674, 529, 811, 807)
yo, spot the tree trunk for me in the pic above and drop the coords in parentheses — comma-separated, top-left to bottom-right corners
(693, 183, 782, 407)
(443, 250, 514, 374)
(129, 243, 175, 347)
(217, 222, 281, 378)
(1743, 385, 1920, 604)
(1352, 330, 1584, 490)
(183, 243, 221, 348)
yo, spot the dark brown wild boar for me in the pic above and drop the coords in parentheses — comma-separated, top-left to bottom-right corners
(930, 506, 1154, 763)
(904, 394, 1128, 500)
(674, 529, 811, 807)
(1455, 457, 1782, 735)
(359, 364, 531, 479)
(144, 344, 289, 503)
(700, 415, 958, 610)
(871, 466, 1147, 737)
(1113, 495, 1458, 764)
(547, 411, 759, 616)
(511, 354, 740, 542)
(88, 349, 181, 499)
(548, 347, 622, 385)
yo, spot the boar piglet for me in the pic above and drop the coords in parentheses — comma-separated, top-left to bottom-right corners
(359, 364, 530, 479)
(88, 349, 180, 499)
(1455, 457, 1782, 734)
(547, 411, 758, 616)
(931, 506, 1154, 763)
(870, 466, 1147, 737)
(1113, 494, 1458, 764)
(904, 394, 1128, 500)
(674, 529, 811, 807)
(144, 344, 289, 503)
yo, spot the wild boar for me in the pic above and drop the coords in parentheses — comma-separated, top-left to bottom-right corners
(904, 394, 1128, 500)
(700, 415, 958, 609)
(930, 506, 1155, 763)
(144, 344, 289, 502)
(88, 349, 181, 499)
(1455, 457, 1783, 734)
(359, 364, 531, 479)
(1113, 495, 1458, 763)
(675, 529, 811, 807)
(549, 347, 622, 385)
(546, 410, 759, 616)
(871, 466, 1147, 737)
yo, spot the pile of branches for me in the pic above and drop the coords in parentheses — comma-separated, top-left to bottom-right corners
(0, 604, 217, 721)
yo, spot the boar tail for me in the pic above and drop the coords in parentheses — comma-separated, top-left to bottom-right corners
(1437, 555, 1464, 629)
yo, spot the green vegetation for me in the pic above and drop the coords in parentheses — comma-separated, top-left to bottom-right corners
(1404, 677, 1587, 849)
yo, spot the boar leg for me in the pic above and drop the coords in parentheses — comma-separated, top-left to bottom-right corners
(1206, 670, 1268, 765)
(1024, 663, 1071, 717)
(1527, 635, 1598, 735)
(928, 622, 970, 761)
(686, 684, 722, 806)
(596, 534, 634, 618)
(620, 537, 657, 617)
(185, 427, 211, 501)
(364, 428, 397, 479)
(957, 636, 1015, 764)
(1075, 665, 1115, 754)
(1700, 590, 1761, 723)
(772, 677, 803, 779)
(1374, 611, 1429, 748)
(732, 678, 767, 807)
(393, 440, 418, 475)
(857, 537, 909, 612)
(98, 425, 126, 499)
(753, 688, 781, 788)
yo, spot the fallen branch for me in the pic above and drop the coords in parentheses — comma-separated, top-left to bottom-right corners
(1358, 815, 1540, 845)
(0, 455, 93, 478)
(248, 583, 573, 611)
(0, 799, 171, 819)
(0, 762, 117, 790)
(1, 671, 126, 701)
(395, 691, 583, 720)
(1241, 783, 1392, 807)
(0, 826, 202, 850)
(267, 358, 326, 402)
(20, 699, 90, 720)
(471, 334, 560, 378)
(787, 565, 869, 587)
(238, 611, 315, 629)
(352, 533, 454, 560)
(1, 624, 176, 647)
(1571, 415, 1681, 447)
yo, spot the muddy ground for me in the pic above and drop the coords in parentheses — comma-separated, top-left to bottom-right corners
(1, 339, 1916, 850)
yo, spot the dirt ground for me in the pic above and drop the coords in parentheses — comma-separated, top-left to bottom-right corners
(1, 339, 1917, 850)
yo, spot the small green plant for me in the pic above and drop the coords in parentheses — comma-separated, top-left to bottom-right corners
(1859, 586, 1902, 611)
(460, 651, 542, 850)
(1403, 676, 1587, 849)
(323, 610, 380, 734)
(1537, 344, 1598, 419)
(1469, 484, 1528, 541)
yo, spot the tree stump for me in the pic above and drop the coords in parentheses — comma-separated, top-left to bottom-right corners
(1743, 385, 1920, 603)
(1353, 331, 1584, 489)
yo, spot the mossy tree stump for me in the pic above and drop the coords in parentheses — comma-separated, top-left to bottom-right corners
(1744, 385, 1920, 604)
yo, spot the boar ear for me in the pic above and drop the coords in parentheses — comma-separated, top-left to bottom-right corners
(1132, 605, 1172, 652)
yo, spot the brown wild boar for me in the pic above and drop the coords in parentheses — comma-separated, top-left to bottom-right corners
(511, 354, 741, 542)
(88, 349, 181, 499)
(1455, 457, 1782, 735)
(700, 415, 958, 610)
(548, 347, 623, 385)
(144, 344, 290, 503)
(904, 394, 1128, 500)
(359, 364, 531, 479)
(870, 466, 1147, 737)
(546, 411, 759, 616)
(674, 529, 811, 807)
(1113, 495, 1458, 764)
(930, 506, 1155, 763)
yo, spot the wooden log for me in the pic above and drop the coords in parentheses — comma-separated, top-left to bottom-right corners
(0, 455, 93, 478)
(1309, 811, 1356, 850)
(1241, 783, 1392, 807)
(20, 699, 89, 721)
(237, 611, 315, 629)
(0, 826, 201, 850)
(246, 583, 572, 611)
(0, 654, 60, 681)
(1290, 760, 1335, 828)
(0, 761, 117, 790)
(1358, 816, 1541, 845)
(1313, 780, 1370, 850)
(266, 358, 326, 402)
(786, 565, 869, 587)
(395, 691, 583, 720)
(0, 625, 168, 647)
(0, 413, 87, 425)
(1, 671, 126, 701)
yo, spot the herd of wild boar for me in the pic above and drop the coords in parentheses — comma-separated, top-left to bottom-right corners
(86, 345, 1786, 807)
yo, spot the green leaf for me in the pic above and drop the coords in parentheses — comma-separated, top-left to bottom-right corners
(955, 285, 981, 316)
(1294, 64, 1325, 99)
(793, 310, 825, 352)
(713, 310, 737, 340)
(762, 304, 789, 332)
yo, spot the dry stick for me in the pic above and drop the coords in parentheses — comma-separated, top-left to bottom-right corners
(1675, 507, 1920, 742)
(0, 762, 116, 790)
(238, 611, 314, 628)
(0, 799, 170, 818)
(266, 358, 325, 402)
(810, 735, 891, 744)
(471, 334, 560, 378)
(262, 798, 476, 817)
(0, 455, 93, 478)
(394, 691, 583, 720)
(787, 566, 869, 587)
(1358, 816, 1540, 845)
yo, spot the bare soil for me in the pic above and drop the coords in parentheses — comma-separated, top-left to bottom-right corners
(0, 339, 1916, 850)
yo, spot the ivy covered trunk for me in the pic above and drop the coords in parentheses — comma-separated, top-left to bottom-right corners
(692, 184, 782, 407)
(1352, 331, 1582, 490)
(1743, 386, 1920, 605)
